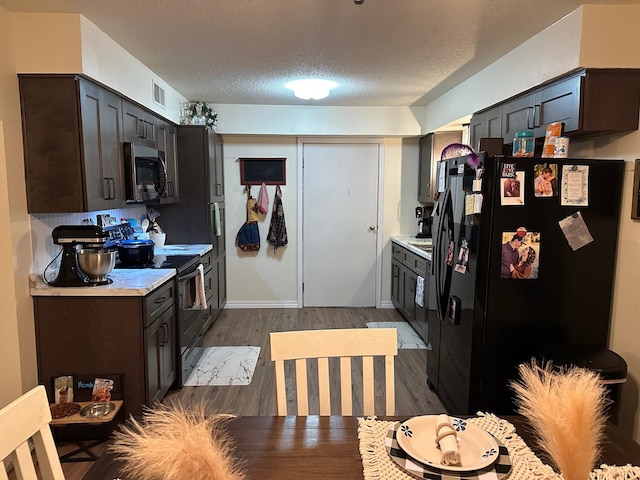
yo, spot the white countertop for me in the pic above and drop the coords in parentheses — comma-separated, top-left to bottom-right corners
(154, 244, 212, 256)
(391, 235, 433, 260)
(29, 269, 176, 296)
(29, 243, 212, 297)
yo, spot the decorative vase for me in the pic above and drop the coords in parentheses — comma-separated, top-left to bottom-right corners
(192, 103, 206, 126)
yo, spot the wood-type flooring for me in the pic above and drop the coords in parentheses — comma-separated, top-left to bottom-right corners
(49, 307, 445, 480)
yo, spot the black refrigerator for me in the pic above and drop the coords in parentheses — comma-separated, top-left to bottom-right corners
(426, 153, 624, 415)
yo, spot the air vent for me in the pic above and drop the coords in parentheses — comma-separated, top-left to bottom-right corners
(152, 80, 166, 108)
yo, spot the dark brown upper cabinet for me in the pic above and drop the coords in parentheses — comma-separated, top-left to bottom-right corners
(123, 100, 157, 148)
(156, 118, 179, 204)
(473, 69, 640, 147)
(19, 75, 126, 213)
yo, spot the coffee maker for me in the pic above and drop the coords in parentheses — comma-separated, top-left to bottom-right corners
(415, 206, 433, 238)
(49, 225, 110, 287)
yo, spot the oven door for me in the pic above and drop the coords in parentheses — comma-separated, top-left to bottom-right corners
(177, 263, 206, 361)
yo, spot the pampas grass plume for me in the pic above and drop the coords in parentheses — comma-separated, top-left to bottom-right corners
(511, 360, 609, 480)
(109, 401, 246, 480)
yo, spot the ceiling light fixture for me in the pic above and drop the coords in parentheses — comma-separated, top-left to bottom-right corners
(286, 79, 337, 100)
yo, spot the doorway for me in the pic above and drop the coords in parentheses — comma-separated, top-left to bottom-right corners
(300, 140, 382, 307)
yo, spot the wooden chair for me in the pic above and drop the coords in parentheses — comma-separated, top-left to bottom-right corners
(0, 385, 65, 480)
(270, 328, 397, 416)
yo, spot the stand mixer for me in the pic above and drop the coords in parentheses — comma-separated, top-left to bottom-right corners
(49, 225, 113, 287)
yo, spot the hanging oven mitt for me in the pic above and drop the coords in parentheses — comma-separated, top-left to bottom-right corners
(236, 197, 260, 251)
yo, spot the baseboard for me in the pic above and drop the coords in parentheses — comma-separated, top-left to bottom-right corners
(225, 301, 397, 309)
(224, 300, 300, 309)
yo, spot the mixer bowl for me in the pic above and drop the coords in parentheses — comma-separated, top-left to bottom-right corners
(78, 248, 116, 282)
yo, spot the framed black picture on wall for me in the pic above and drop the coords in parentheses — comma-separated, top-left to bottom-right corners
(240, 157, 286, 185)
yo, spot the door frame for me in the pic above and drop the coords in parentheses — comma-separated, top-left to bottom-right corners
(296, 137, 385, 308)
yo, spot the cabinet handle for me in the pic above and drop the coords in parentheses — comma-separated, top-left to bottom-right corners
(533, 104, 541, 128)
(216, 183, 222, 196)
(161, 323, 168, 344)
(154, 296, 167, 304)
(103, 177, 110, 200)
(109, 178, 116, 200)
(137, 118, 144, 138)
(527, 106, 535, 130)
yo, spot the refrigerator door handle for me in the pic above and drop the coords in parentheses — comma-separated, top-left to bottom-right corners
(434, 188, 451, 322)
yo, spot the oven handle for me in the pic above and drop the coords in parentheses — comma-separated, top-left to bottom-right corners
(178, 263, 203, 282)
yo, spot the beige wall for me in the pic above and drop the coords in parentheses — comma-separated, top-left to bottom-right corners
(0, 5, 37, 406)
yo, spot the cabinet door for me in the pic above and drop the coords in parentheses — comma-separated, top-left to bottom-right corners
(391, 258, 402, 309)
(159, 307, 177, 395)
(534, 73, 581, 136)
(144, 307, 177, 405)
(79, 80, 125, 211)
(501, 94, 535, 141)
(469, 106, 502, 151)
(123, 101, 157, 147)
(417, 135, 434, 203)
(211, 202, 226, 260)
(208, 131, 224, 202)
(418, 131, 462, 203)
(144, 316, 164, 405)
(157, 119, 179, 203)
(401, 265, 416, 322)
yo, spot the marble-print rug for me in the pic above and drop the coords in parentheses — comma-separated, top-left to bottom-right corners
(365, 322, 427, 349)
(184, 346, 261, 386)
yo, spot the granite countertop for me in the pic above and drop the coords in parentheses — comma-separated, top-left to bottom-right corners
(29, 243, 212, 297)
(391, 235, 433, 260)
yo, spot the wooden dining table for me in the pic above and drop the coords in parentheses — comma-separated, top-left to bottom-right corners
(83, 415, 640, 479)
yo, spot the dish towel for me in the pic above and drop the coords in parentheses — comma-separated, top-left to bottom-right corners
(415, 276, 425, 307)
(194, 264, 207, 309)
(257, 182, 269, 214)
(267, 186, 288, 252)
(213, 202, 222, 237)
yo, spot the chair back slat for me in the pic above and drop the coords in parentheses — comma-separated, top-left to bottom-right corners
(340, 357, 352, 416)
(0, 385, 65, 480)
(295, 358, 309, 416)
(270, 328, 397, 416)
(318, 357, 331, 416)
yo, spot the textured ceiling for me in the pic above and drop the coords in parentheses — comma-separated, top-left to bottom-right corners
(2, 0, 639, 106)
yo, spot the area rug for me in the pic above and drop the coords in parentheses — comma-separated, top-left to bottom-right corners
(365, 322, 427, 349)
(184, 346, 260, 386)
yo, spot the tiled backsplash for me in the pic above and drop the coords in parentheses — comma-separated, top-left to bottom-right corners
(30, 206, 147, 273)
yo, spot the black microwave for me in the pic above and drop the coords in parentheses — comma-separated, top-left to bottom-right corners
(124, 142, 167, 203)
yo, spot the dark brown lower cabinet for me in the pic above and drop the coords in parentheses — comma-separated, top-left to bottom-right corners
(33, 279, 176, 416)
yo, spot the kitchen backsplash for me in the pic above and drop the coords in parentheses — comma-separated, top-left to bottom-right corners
(30, 206, 147, 273)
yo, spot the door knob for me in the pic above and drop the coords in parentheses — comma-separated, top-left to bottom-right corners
(369, 225, 376, 231)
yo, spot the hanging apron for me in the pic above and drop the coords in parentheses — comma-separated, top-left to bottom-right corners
(267, 186, 288, 252)
(236, 197, 260, 251)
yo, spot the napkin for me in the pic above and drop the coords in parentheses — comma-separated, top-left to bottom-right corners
(435, 414, 460, 465)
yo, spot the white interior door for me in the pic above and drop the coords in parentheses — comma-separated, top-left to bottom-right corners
(302, 142, 379, 307)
